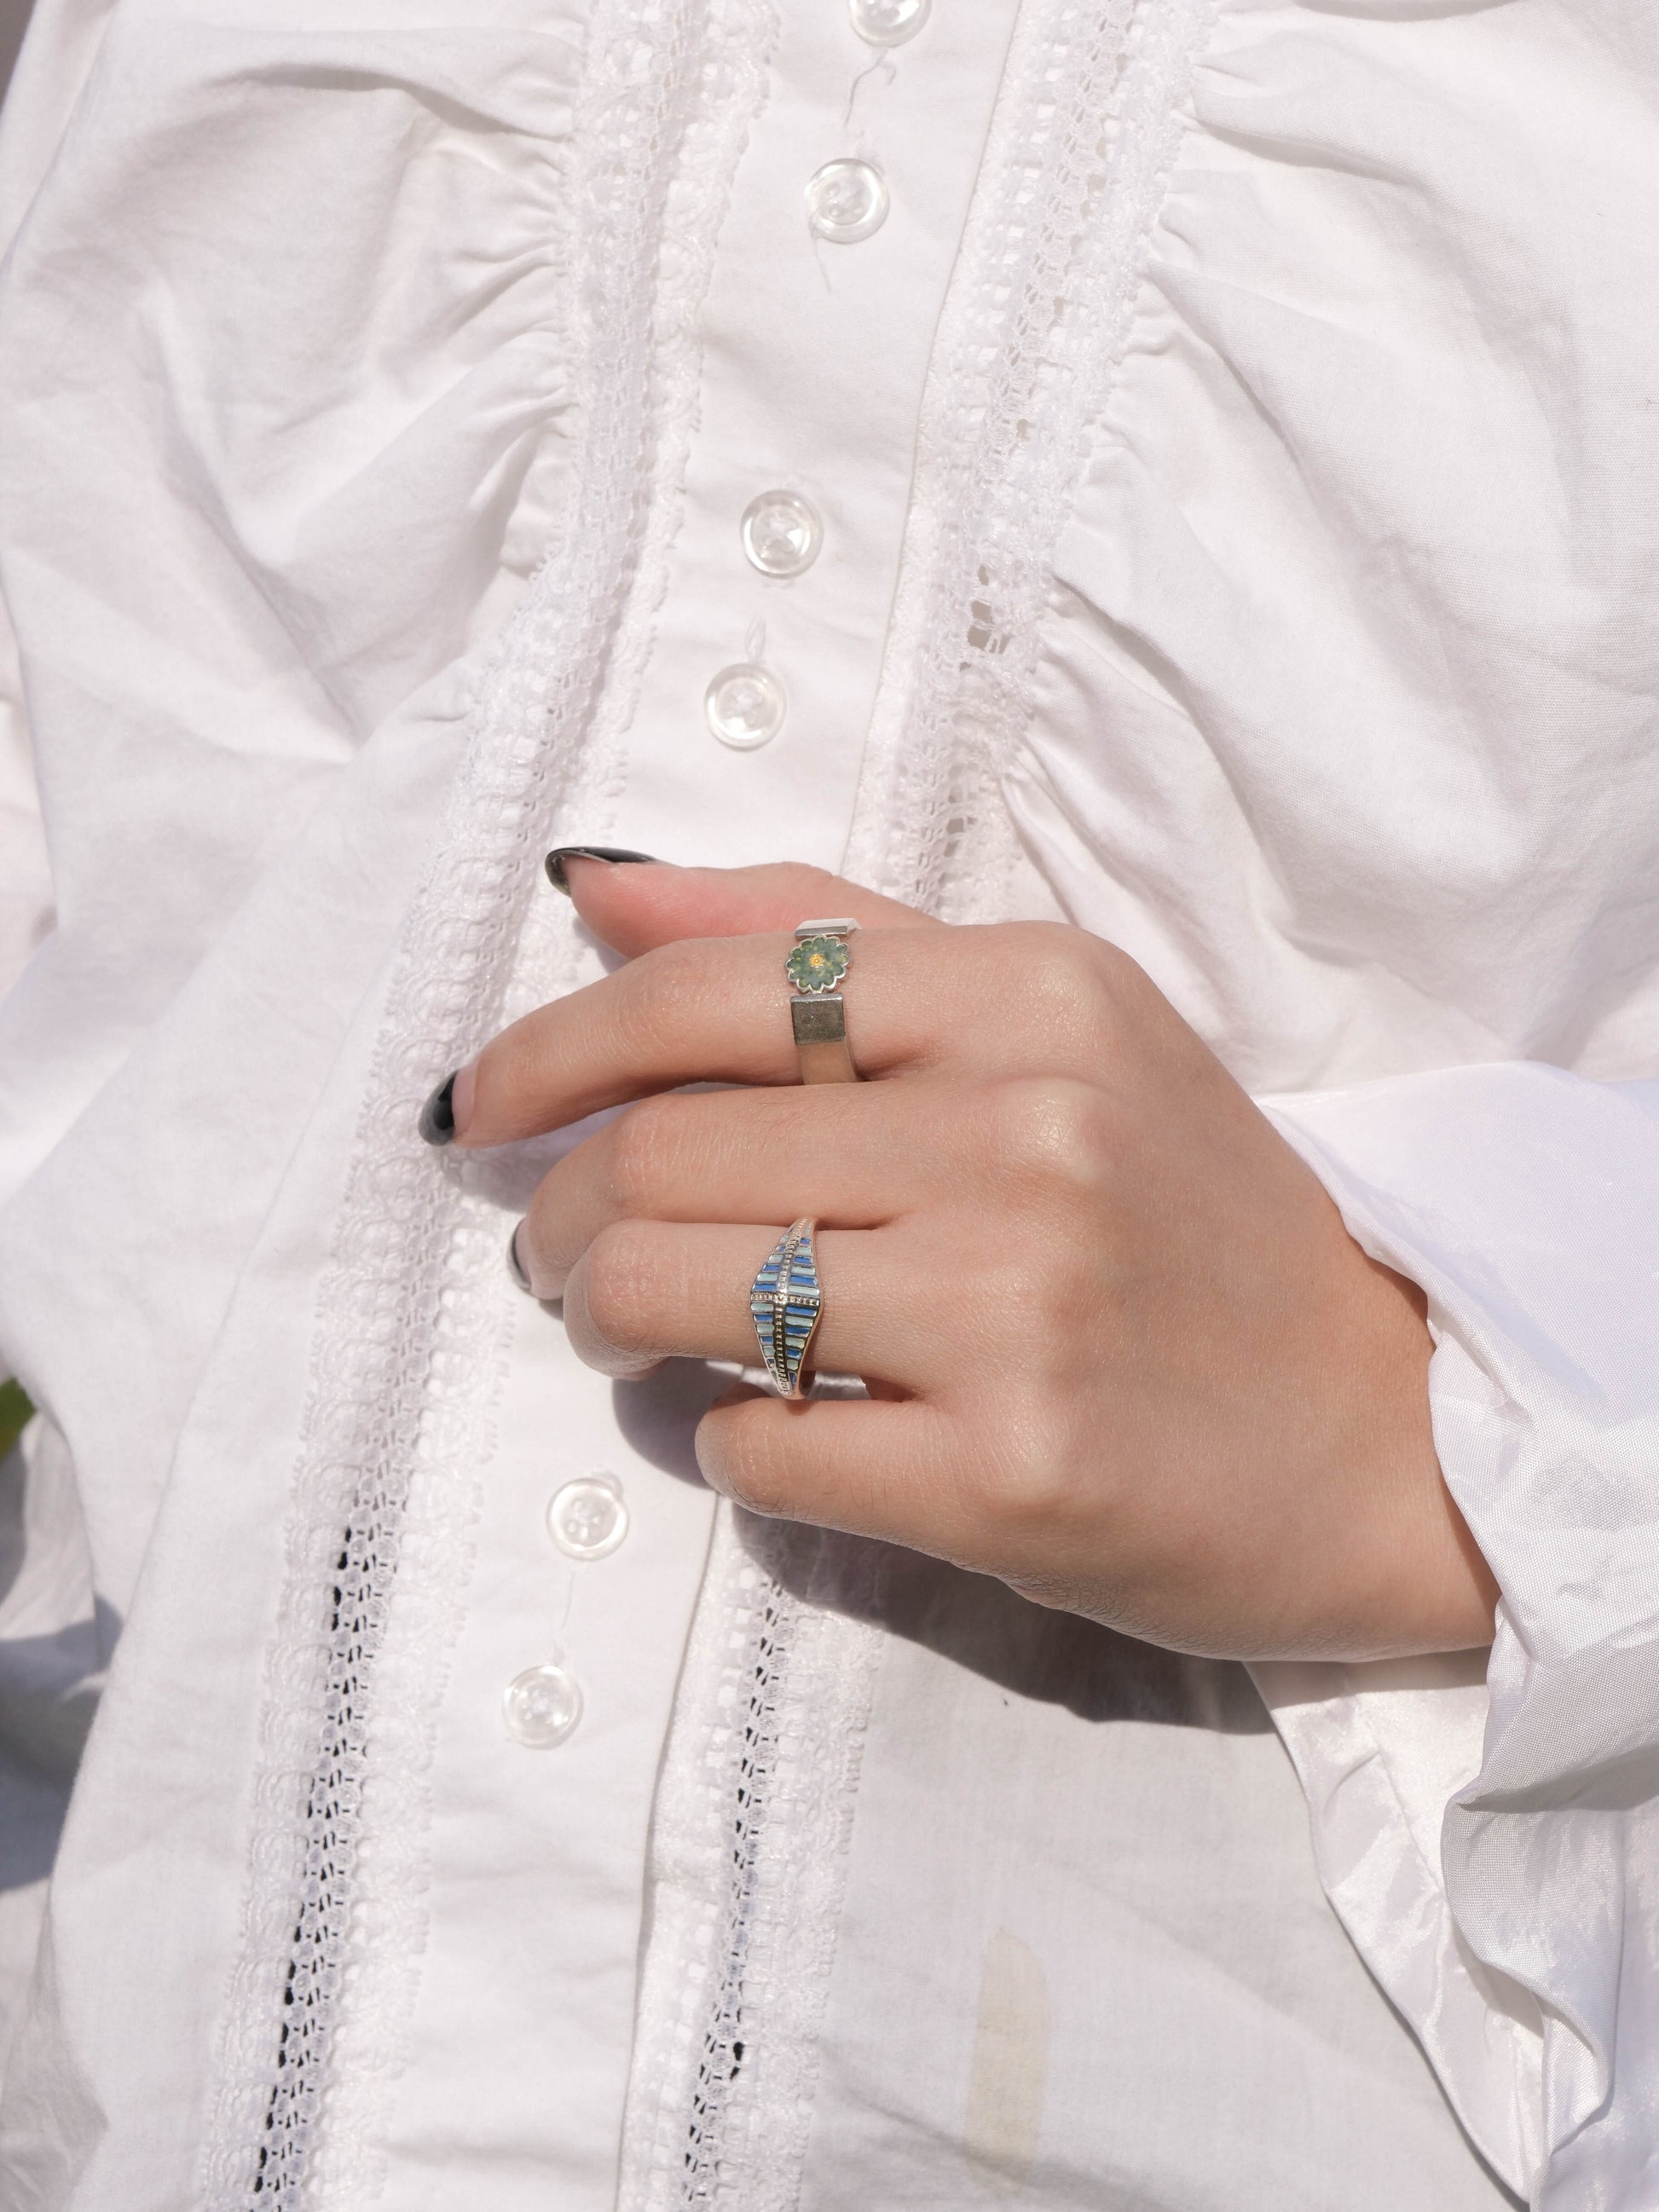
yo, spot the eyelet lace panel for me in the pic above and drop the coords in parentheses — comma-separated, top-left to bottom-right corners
(844, 0, 1219, 927)
(617, 1508, 889, 2212)
(197, 3, 776, 2203)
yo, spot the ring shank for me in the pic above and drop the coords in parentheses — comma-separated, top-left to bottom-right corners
(789, 915, 861, 1083)
(791, 993, 858, 1084)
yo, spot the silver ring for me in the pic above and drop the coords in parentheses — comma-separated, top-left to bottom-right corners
(749, 1217, 824, 1398)
(787, 917, 860, 1084)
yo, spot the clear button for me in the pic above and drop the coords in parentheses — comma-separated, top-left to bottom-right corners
(547, 1474, 628, 1561)
(741, 490, 822, 579)
(806, 159, 889, 245)
(850, 0, 930, 45)
(503, 1661, 583, 1748)
(705, 661, 786, 749)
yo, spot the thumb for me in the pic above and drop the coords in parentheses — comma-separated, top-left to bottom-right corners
(550, 852, 942, 957)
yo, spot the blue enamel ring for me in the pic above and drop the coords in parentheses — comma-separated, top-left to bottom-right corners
(749, 1217, 824, 1398)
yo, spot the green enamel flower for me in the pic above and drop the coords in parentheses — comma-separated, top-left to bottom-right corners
(786, 934, 850, 994)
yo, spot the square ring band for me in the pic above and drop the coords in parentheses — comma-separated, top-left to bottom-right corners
(787, 916, 860, 1084)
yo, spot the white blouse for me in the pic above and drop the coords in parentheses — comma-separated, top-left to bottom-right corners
(0, 1, 1656, 2207)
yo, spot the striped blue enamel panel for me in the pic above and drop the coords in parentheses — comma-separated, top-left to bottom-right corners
(750, 1225, 821, 1392)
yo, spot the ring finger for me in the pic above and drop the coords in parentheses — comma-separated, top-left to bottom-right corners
(561, 1218, 958, 1394)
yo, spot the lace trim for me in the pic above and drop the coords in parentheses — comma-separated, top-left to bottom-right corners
(844, 0, 1217, 924)
(198, 3, 774, 2203)
(617, 1508, 887, 2212)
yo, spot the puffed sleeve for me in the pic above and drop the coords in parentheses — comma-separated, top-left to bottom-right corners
(0, 0, 123, 1008)
(1252, 1071, 1659, 2204)
(0, 0, 587, 1630)
(0, 595, 51, 1012)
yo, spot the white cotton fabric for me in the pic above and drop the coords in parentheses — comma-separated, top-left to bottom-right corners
(0, 1, 1654, 2208)
(1263, 1068, 1659, 2203)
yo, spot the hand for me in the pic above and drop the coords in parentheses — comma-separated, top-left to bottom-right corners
(438, 858, 1498, 1661)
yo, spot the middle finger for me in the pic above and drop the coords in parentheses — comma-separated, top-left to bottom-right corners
(517, 1080, 982, 1298)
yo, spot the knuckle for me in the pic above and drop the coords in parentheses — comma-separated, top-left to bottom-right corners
(986, 1076, 1114, 1196)
(1000, 1253, 1078, 1349)
(752, 861, 847, 914)
(698, 1402, 792, 1517)
(605, 1095, 677, 1212)
(578, 1222, 656, 1352)
(620, 939, 714, 1050)
(481, 1019, 549, 1123)
(1007, 922, 1120, 1036)
(967, 1392, 1081, 1531)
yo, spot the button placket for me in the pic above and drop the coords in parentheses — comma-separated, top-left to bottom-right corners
(693, 5, 936, 767)
(699, 21, 914, 754)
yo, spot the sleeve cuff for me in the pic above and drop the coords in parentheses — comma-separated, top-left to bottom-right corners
(1252, 1063, 1659, 2206)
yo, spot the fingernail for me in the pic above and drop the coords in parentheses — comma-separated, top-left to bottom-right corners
(507, 1222, 533, 1295)
(544, 845, 659, 895)
(419, 1073, 457, 1146)
(418, 1063, 476, 1147)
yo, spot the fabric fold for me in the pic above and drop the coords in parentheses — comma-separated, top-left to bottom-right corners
(1259, 1066, 1659, 2207)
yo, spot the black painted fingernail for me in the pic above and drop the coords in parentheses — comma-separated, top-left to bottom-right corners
(544, 845, 659, 895)
(419, 1073, 457, 1146)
